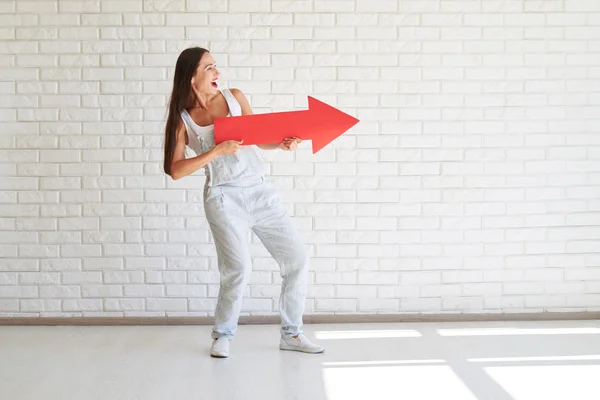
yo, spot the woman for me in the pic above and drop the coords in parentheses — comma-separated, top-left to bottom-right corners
(163, 47, 324, 358)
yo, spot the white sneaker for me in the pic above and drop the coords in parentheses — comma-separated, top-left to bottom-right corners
(210, 337, 230, 358)
(280, 334, 325, 354)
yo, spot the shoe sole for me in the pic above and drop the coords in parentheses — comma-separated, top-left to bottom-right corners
(279, 344, 325, 354)
(210, 352, 229, 358)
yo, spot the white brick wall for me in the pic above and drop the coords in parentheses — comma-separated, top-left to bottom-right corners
(1, 0, 599, 317)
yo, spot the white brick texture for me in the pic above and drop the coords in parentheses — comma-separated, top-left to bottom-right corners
(1, 0, 599, 317)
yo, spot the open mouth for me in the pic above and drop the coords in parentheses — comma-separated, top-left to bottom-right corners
(211, 80, 218, 88)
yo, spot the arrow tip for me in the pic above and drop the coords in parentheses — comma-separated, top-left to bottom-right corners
(307, 96, 360, 154)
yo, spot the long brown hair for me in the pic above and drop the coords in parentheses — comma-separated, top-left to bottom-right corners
(163, 46, 208, 176)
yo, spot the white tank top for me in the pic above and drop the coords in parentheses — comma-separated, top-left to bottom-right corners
(181, 89, 267, 187)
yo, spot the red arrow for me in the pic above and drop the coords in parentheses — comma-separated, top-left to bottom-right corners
(214, 96, 359, 154)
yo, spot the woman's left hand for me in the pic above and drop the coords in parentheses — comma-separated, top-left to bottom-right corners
(279, 137, 302, 151)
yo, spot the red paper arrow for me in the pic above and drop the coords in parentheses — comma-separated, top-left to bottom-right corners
(214, 96, 359, 154)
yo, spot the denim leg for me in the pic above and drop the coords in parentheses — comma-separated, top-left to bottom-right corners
(250, 182, 309, 339)
(204, 186, 252, 340)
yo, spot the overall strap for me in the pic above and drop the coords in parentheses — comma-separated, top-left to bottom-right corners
(180, 109, 194, 128)
(221, 89, 242, 117)
(179, 109, 202, 150)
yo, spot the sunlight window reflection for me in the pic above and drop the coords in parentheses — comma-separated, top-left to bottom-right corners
(323, 359, 445, 367)
(315, 330, 421, 340)
(437, 327, 600, 337)
(469, 355, 600, 363)
(486, 365, 600, 400)
(323, 365, 477, 400)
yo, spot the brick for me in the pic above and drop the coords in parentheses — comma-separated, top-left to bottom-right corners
(147, 298, 186, 311)
(401, 298, 442, 311)
(21, 300, 61, 312)
(316, 299, 356, 312)
(105, 299, 144, 311)
(63, 299, 103, 312)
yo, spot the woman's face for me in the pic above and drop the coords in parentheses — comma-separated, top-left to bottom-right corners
(192, 52, 220, 96)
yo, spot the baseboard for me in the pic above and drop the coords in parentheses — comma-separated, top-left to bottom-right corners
(0, 312, 598, 326)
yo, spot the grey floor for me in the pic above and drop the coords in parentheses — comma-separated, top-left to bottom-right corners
(2, 320, 600, 400)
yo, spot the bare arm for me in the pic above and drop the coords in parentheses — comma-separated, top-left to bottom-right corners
(169, 120, 224, 180)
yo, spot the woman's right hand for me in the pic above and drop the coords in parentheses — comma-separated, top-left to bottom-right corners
(215, 140, 243, 155)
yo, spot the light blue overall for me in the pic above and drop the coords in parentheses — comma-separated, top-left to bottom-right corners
(181, 89, 309, 339)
